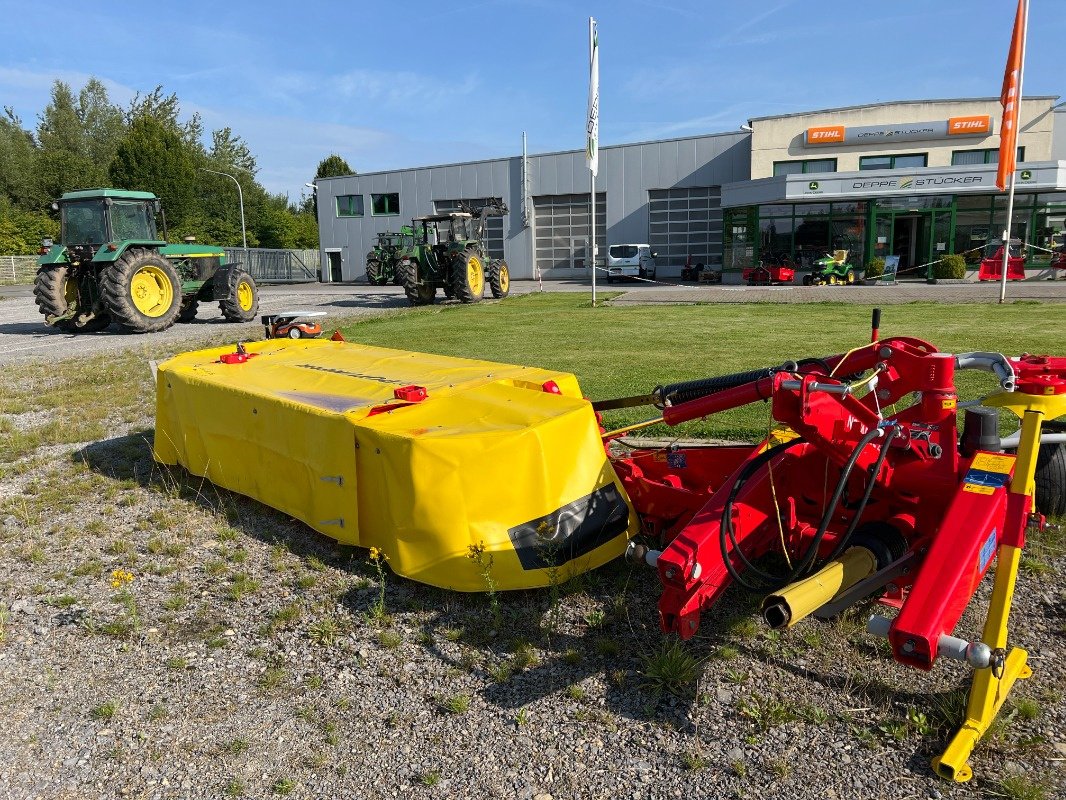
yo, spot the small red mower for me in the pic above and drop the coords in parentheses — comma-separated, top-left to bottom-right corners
(743, 254, 796, 285)
(262, 311, 327, 340)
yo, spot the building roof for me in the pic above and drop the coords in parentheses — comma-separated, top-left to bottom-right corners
(315, 129, 748, 182)
(747, 96, 1060, 125)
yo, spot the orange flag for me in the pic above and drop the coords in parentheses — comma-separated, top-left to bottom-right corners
(997, 0, 1026, 190)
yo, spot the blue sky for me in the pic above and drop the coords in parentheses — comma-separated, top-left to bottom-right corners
(0, 1, 1057, 200)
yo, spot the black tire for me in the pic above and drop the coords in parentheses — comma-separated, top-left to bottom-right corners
(488, 259, 510, 299)
(219, 269, 259, 322)
(101, 248, 182, 333)
(178, 299, 199, 323)
(845, 269, 856, 285)
(366, 255, 385, 286)
(287, 326, 302, 339)
(451, 249, 485, 303)
(1035, 439, 1066, 518)
(34, 266, 77, 323)
(391, 266, 403, 286)
(802, 274, 813, 286)
(398, 259, 434, 306)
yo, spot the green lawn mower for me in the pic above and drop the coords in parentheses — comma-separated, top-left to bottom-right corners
(803, 249, 859, 286)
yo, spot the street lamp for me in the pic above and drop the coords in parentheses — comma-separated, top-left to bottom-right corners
(199, 167, 247, 252)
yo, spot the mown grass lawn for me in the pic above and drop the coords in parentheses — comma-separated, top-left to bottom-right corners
(337, 294, 1066, 441)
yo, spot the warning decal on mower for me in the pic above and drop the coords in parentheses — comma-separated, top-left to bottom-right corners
(962, 452, 1015, 495)
(508, 484, 631, 571)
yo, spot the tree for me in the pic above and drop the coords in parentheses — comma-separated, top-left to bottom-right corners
(315, 154, 354, 179)
(0, 109, 44, 209)
(109, 115, 198, 225)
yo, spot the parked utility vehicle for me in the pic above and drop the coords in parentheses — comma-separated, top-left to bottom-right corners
(606, 244, 657, 283)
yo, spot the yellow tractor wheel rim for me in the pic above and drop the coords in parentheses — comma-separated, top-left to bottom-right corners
(130, 265, 174, 317)
(468, 256, 484, 294)
(499, 265, 510, 293)
(63, 276, 78, 306)
(237, 280, 254, 311)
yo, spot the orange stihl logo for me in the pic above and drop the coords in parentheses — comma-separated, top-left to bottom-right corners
(947, 115, 991, 135)
(806, 125, 845, 144)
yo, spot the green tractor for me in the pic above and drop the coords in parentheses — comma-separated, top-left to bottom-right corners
(365, 226, 414, 286)
(34, 188, 259, 333)
(397, 202, 510, 306)
(803, 249, 859, 286)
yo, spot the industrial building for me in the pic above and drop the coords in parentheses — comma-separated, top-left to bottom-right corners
(314, 96, 1066, 283)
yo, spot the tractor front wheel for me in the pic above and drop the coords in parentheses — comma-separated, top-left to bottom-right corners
(451, 249, 485, 303)
(220, 269, 259, 322)
(101, 249, 182, 333)
(366, 255, 385, 286)
(178, 299, 199, 323)
(488, 259, 510, 298)
(398, 259, 434, 306)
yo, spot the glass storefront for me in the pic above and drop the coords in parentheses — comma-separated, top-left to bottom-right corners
(725, 191, 1066, 274)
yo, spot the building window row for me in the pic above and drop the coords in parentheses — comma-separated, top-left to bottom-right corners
(859, 154, 928, 170)
(950, 147, 1025, 166)
(773, 158, 837, 177)
(335, 193, 399, 218)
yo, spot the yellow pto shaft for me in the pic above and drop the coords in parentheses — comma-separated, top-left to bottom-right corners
(761, 546, 878, 629)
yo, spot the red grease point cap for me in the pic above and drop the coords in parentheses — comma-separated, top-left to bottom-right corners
(330, 330, 345, 341)
(394, 385, 428, 402)
(542, 380, 562, 394)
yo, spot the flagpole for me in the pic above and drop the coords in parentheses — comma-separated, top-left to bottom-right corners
(589, 17, 597, 307)
(1000, 0, 1029, 304)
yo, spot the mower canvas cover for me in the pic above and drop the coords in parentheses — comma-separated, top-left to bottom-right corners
(153, 339, 637, 590)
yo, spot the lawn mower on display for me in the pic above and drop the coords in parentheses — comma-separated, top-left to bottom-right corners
(153, 308, 1065, 783)
(978, 238, 1026, 282)
(742, 253, 796, 285)
(803, 249, 860, 286)
(261, 311, 327, 339)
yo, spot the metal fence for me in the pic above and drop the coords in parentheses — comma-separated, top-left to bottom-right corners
(224, 248, 320, 283)
(0, 255, 39, 286)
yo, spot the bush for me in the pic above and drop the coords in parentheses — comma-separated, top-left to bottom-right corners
(934, 253, 966, 280)
(865, 257, 885, 279)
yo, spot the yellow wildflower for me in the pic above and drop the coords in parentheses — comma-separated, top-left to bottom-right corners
(110, 569, 134, 589)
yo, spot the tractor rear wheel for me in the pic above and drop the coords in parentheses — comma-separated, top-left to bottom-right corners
(845, 269, 856, 285)
(366, 255, 385, 286)
(451, 249, 485, 303)
(488, 259, 510, 298)
(101, 248, 182, 333)
(398, 259, 434, 306)
(1035, 437, 1066, 518)
(219, 269, 259, 322)
(178, 299, 199, 323)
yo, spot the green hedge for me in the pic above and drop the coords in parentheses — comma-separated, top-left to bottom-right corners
(865, 257, 885, 279)
(934, 253, 967, 280)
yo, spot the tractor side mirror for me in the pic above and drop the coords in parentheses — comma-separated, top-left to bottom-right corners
(651, 252, 658, 259)
(41, 238, 53, 248)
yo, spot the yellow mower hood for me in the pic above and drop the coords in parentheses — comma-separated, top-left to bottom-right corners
(153, 338, 637, 590)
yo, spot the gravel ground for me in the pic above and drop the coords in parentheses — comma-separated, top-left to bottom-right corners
(0, 291, 1064, 799)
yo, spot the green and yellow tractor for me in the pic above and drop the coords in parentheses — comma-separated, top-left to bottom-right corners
(365, 227, 414, 286)
(397, 201, 510, 306)
(34, 188, 259, 333)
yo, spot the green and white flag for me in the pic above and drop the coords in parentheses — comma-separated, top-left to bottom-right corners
(586, 17, 599, 176)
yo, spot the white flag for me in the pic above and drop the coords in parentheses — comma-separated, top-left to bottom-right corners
(586, 18, 599, 176)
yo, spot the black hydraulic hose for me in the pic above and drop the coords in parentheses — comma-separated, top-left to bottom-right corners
(820, 425, 899, 568)
(789, 425, 885, 581)
(718, 438, 807, 592)
(657, 361, 798, 406)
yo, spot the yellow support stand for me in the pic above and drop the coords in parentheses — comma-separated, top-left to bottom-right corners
(933, 399, 1065, 781)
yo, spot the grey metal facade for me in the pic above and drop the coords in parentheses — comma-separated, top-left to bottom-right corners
(315, 131, 750, 282)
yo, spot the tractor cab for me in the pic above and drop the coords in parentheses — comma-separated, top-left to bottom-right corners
(56, 189, 162, 258)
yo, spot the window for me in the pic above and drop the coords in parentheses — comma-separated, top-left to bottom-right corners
(951, 147, 1025, 166)
(772, 158, 837, 177)
(859, 154, 928, 170)
(336, 195, 363, 217)
(371, 193, 399, 216)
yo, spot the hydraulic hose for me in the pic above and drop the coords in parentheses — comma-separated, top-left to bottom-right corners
(718, 438, 807, 592)
(789, 425, 886, 581)
(820, 424, 899, 567)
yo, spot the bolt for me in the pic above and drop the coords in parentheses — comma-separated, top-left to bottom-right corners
(665, 567, 676, 580)
(902, 639, 916, 654)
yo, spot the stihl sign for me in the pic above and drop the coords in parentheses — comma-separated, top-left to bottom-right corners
(805, 115, 993, 146)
